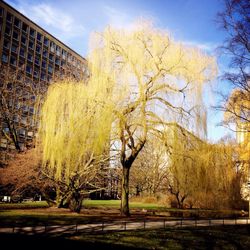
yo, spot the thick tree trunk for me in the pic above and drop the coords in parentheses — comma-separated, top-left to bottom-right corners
(69, 191, 83, 213)
(121, 166, 130, 216)
(56, 189, 70, 208)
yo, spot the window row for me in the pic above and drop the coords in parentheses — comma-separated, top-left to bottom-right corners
(2, 8, 84, 64)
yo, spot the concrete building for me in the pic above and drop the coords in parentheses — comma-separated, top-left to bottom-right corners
(0, 0, 87, 162)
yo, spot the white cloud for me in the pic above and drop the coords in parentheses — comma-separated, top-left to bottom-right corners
(31, 4, 84, 35)
(182, 40, 218, 53)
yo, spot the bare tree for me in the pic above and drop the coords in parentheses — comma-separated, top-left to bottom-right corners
(0, 148, 55, 204)
(130, 138, 168, 197)
(216, 0, 250, 132)
(0, 64, 42, 155)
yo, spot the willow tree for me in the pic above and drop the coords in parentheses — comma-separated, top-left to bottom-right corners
(89, 21, 216, 216)
(39, 78, 114, 212)
(166, 125, 239, 209)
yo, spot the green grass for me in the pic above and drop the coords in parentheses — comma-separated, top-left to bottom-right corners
(0, 199, 165, 210)
(84, 199, 165, 210)
(0, 201, 49, 209)
(0, 199, 245, 228)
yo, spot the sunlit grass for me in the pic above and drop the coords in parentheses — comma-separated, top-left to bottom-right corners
(83, 199, 165, 209)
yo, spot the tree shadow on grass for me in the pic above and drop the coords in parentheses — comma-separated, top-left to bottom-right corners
(0, 233, 140, 250)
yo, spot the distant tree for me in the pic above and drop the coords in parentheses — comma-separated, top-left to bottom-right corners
(216, 0, 250, 131)
(0, 64, 42, 154)
(130, 138, 168, 197)
(0, 148, 55, 204)
(39, 79, 114, 213)
(89, 21, 216, 216)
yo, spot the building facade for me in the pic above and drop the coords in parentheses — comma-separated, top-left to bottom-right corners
(0, 0, 87, 162)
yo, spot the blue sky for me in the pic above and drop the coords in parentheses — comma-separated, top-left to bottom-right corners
(5, 0, 233, 142)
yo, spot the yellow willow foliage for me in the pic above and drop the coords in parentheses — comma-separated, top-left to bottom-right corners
(224, 88, 250, 124)
(39, 79, 114, 182)
(167, 124, 236, 201)
(89, 21, 217, 139)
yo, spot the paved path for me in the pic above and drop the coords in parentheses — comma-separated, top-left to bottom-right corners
(0, 218, 249, 235)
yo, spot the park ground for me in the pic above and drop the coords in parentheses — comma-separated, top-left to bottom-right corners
(1, 200, 250, 249)
(1, 225, 250, 249)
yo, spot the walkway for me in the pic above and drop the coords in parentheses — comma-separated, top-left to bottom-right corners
(0, 217, 249, 235)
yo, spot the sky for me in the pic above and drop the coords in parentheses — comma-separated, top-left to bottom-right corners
(5, 0, 233, 142)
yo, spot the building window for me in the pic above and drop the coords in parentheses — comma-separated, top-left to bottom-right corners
(19, 48, 25, 57)
(56, 45, 60, 56)
(22, 23, 28, 33)
(42, 60, 47, 69)
(49, 53, 54, 62)
(36, 45, 41, 54)
(50, 41, 55, 52)
(27, 53, 33, 62)
(55, 57, 60, 65)
(14, 17, 21, 28)
(0, 7, 3, 17)
(10, 56, 17, 66)
(43, 50, 48, 58)
(21, 36, 26, 45)
(48, 65, 53, 74)
(1, 54, 8, 63)
(26, 65, 32, 74)
(3, 39, 10, 49)
(11, 45, 18, 53)
(41, 73, 46, 81)
(30, 28, 35, 37)
(35, 56, 40, 66)
(37, 32, 42, 42)
(29, 41, 34, 49)
(44, 37, 49, 46)
(49, 53, 54, 61)
(62, 50, 67, 59)
(34, 71, 38, 78)
(5, 26, 11, 36)
(6, 12, 12, 23)
(13, 30, 19, 40)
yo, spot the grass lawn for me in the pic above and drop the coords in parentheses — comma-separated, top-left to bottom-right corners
(0, 199, 165, 210)
(0, 200, 246, 227)
(0, 200, 165, 227)
(84, 199, 165, 210)
(1, 225, 250, 249)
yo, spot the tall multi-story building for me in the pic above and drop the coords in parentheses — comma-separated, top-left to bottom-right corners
(0, 0, 87, 162)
